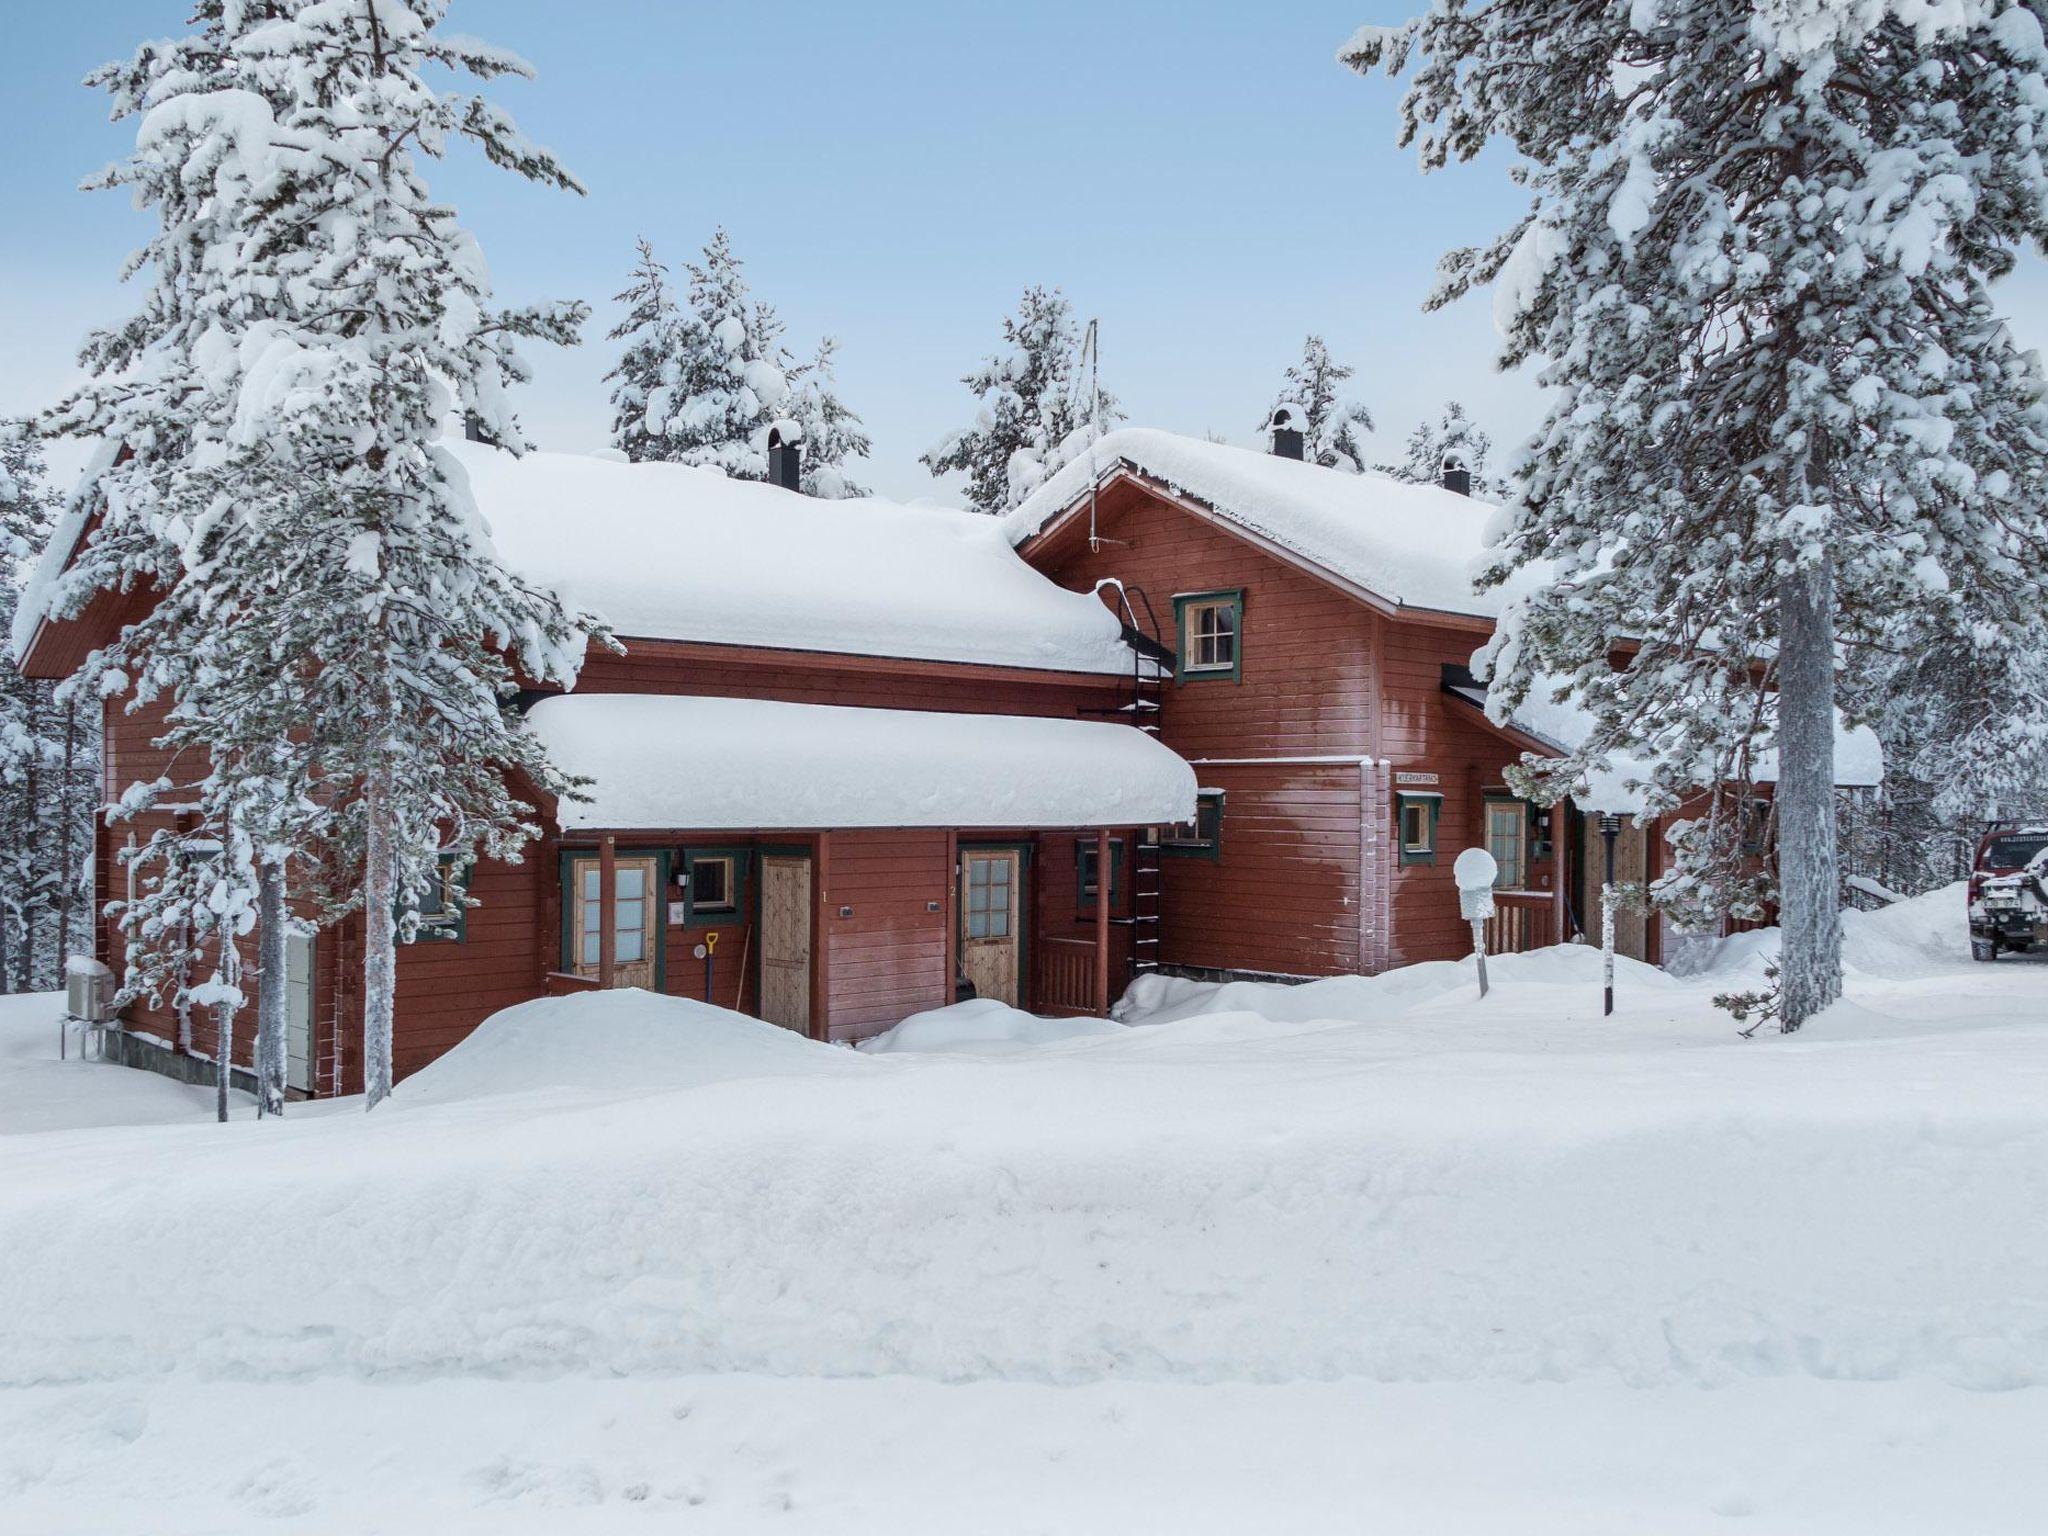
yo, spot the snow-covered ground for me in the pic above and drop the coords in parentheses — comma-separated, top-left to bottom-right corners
(1, 885, 2044, 1533)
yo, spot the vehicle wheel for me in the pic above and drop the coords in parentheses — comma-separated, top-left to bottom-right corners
(1972, 939, 1999, 962)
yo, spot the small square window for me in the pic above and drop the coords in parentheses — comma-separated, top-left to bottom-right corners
(1174, 591, 1243, 682)
(1077, 838, 1125, 910)
(681, 849, 747, 922)
(1397, 794, 1441, 866)
(690, 856, 736, 913)
(410, 854, 469, 942)
(1159, 790, 1225, 858)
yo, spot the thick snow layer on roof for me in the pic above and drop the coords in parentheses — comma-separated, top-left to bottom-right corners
(1005, 427, 1507, 618)
(524, 693, 1197, 831)
(1495, 682, 1884, 814)
(449, 441, 1136, 675)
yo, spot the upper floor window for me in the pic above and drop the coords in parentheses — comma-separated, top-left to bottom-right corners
(1174, 590, 1242, 682)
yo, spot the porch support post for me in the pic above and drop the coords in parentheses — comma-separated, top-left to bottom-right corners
(598, 835, 617, 990)
(1095, 828, 1112, 1018)
(811, 832, 831, 1042)
(1552, 798, 1569, 945)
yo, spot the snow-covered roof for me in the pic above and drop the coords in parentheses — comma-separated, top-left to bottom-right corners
(1453, 679, 1885, 814)
(1004, 427, 1506, 619)
(524, 693, 1198, 831)
(450, 442, 1138, 675)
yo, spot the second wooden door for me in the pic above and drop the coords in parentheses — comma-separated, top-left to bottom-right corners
(759, 854, 812, 1034)
(960, 849, 1022, 1006)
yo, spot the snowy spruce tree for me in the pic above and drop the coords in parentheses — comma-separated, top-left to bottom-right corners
(1348, 1, 2048, 1029)
(605, 239, 689, 465)
(924, 286, 1122, 515)
(1269, 335, 1374, 472)
(790, 337, 872, 499)
(605, 230, 868, 493)
(0, 425, 98, 994)
(1379, 401, 1502, 498)
(48, 0, 601, 1110)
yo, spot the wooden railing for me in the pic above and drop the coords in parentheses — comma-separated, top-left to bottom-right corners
(544, 970, 603, 997)
(1484, 891, 1558, 956)
(1037, 936, 1100, 1016)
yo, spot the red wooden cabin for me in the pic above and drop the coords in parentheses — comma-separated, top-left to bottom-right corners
(18, 426, 1879, 1097)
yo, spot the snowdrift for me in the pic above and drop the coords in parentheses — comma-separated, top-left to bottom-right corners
(860, 999, 1126, 1055)
(1, 909, 2042, 1396)
(399, 989, 857, 1105)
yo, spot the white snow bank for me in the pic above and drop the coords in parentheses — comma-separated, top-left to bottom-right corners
(1120, 940, 1679, 1029)
(400, 989, 856, 1105)
(6, 933, 2046, 1392)
(860, 998, 1125, 1056)
(1004, 427, 1508, 618)
(1675, 881, 1974, 983)
(448, 440, 1138, 676)
(524, 692, 1198, 831)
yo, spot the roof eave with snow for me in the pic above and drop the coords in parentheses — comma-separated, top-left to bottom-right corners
(525, 693, 1198, 833)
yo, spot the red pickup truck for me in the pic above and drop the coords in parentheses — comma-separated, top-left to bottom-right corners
(1968, 824, 2048, 961)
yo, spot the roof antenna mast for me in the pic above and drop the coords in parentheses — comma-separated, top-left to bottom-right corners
(1080, 317, 1112, 554)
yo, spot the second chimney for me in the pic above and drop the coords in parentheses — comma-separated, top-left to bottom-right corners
(767, 420, 805, 492)
(1439, 455, 1472, 497)
(1265, 403, 1307, 462)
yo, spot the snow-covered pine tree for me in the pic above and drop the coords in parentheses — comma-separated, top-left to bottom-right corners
(47, 0, 602, 1109)
(790, 337, 872, 498)
(1348, 0, 2048, 1028)
(659, 229, 796, 479)
(1269, 335, 1374, 472)
(0, 425, 99, 993)
(1379, 401, 1502, 498)
(923, 286, 1123, 515)
(605, 238, 691, 464)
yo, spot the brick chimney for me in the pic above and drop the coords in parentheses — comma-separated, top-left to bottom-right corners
(767, 420, 804, 492)
(1440, 454, 1472, 497)
(1265, 403, 1307, 462)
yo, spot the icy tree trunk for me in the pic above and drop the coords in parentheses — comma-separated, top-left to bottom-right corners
(256, 860, 287, 1118)
(363, 768, 397, 1111)
(54, 696, 77, 973)
(16, 693, 37, 993)
(1776, 554, 1843, 1030)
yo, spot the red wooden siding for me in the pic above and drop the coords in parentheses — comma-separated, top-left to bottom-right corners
(387, 848, 548, 1083)
(1158, 763, 1363, 978)
(822, 828, 952, 1043)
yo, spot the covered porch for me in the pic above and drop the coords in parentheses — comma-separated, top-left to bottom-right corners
(524, 693, 1197, 1040)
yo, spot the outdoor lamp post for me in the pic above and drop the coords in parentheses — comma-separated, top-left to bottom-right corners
(1599, 813, 1623, 1017)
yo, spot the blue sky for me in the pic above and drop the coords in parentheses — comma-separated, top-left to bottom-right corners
(7, 2, 2047, 503)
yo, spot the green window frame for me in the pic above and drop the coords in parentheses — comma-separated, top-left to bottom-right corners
(410, 852, 470, 944)
(1396, 793, 1441, 867)
(681, 846, 751, 923)
(1159, 790, 1225, 860)
(1173, 589, 1243, 682)
(1076, 837, 1125, 911)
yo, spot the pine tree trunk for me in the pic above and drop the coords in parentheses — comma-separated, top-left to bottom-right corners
(17, 693, 38, 993)
(54, 695, 77, 973)
(256, 860, 288, 1118)
(363, 770, 397, 1110)
(1776, 553, 1843, 1030)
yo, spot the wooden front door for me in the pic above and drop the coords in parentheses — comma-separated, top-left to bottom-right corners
(1485, 799, 1528, 890)
(569, 854, 661, 989)
(284, 930, 315, 1094)
(960, 848, 1022, 1006)
(758, 854, 812, 1034)
(1580, 816, 1651, 962)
